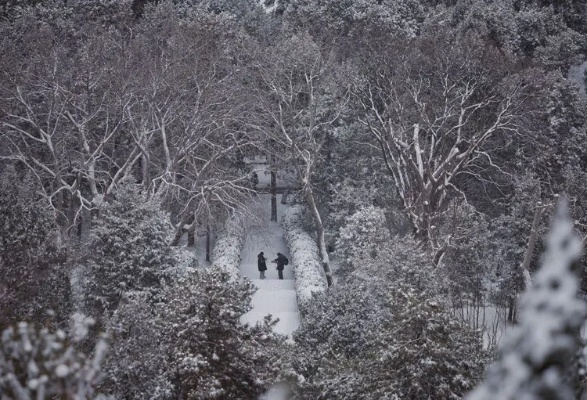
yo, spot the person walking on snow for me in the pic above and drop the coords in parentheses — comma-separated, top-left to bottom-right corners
(257, 252, 267, 279)
(272, 252, 289, 280)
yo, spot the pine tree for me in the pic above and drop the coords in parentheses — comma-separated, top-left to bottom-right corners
(102, 269, 286, 399)
(0, 319, 107, 399)
(82, 182, 179, 319)
(468, 200, 586, 399)
(289, 209, 486, 399)
(0, 167, 69, 328)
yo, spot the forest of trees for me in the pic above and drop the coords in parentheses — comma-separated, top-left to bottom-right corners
(2, 0, 587, 398)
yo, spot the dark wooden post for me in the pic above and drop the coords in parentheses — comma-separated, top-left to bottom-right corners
(187, 227, 195, 247)
(205, 224, 211, 262)
(187, 214, 196, 246)
(271, 155, 277, 222)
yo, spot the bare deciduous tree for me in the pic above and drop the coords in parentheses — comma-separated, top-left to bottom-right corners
(352, 36, 527, 261)
(251, 33, 347, 285)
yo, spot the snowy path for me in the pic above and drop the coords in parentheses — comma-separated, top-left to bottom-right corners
(568, 60, 587, 99)
(239, 195, 300, 337)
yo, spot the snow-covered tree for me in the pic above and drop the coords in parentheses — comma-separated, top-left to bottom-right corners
(165, 269, 285, 399)
(102, 268, 286, 399)
(468, 201, 586, 399)
(321, 126, 402, 247)
(335, 206, 392, 278)
(82, 182, 181, 319)
(0, 318, 108, 399)
(349, 26, 536, 262)
(0, 167, 69, 328)
(251, 31, 348, 285)
(288, 209, 485, 399)
(284, 0, 427, 41)
(453, 0, 584, 67)
(101, 292, 174, 399)
(437, 202, 495, 322)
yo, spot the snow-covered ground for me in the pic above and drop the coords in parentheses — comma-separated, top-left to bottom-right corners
(177, 227, 215, 268)
(568, 60, 587, 99)
(239, 195, 298, 400)
(239, 194, 300, 337)
(455, 305, 510, 351)
(246, 156, 297, 190)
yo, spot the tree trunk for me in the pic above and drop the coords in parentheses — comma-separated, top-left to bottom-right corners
(303, 185, 333, 286)
(54, 188, 68, 240)
(187, 226, 195, 247)
(186, 214, 196, 246)
(507, 297, 517, 323)
(137, 155, 143, 183)
(520, 204, 545, 290)
(141, 154, 150, 189)
(509, 203, 547, 323)
(76, 220, 83, 239)
(171, 214, 190, 246)
(67, 194, 79, 238)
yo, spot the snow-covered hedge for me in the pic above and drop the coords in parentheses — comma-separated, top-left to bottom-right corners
(282, 205, 327, 309)
(211, 213, 246, 278)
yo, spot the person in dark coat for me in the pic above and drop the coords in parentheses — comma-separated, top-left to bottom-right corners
(272, 252, 289, 280)
(251, 172, 259, 191)
(257, 252, 267, 279)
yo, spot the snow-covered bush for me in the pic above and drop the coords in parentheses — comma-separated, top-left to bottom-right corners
(282, 205, 328, 308)
(164, 268, 285, 399)
(0, 167, 70, 328)
(289, 237, 485, 399)
(325, 178, 376, 248)
(101, 292, 174, 400)
(468, 201, 586, 400)
(286, 209, 485, 399)
(101, 268, 286, 399)
(211, 213, 246, 278)
(436, 202, 497, 326)
(0, 319, 107, 399)
(335, 206, 393, 279)
(337, 207, 444, 294)
(82, 182, 183, 319)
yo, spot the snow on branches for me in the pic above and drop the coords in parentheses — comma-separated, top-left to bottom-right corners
(282, 205, 328, 309)
(0, 319, 107, 399)
(468, 200, 586, 400)
(103, 269, 285, 399)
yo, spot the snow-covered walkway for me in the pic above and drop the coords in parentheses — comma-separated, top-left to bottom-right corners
(240, 195, 300, 336)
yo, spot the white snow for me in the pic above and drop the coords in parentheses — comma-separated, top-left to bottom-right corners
(236, 194, 301, 400)
(70, 313, 94, 342)
(568, 60, 587, 99)
(282, 205, 328, 306)
(259, 382, 291, 400)
(239, 194, 300, 337)
(211, 213, 246, 279)
(467, 202, 586, 399)
(55, 364, 69, 378)
(246, 157, 297, 190)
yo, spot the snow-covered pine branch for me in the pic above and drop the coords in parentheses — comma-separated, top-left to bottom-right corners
(0, 318, 107, 399)
(282, 205, 328, 310)
(467, 200, 586, 400)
